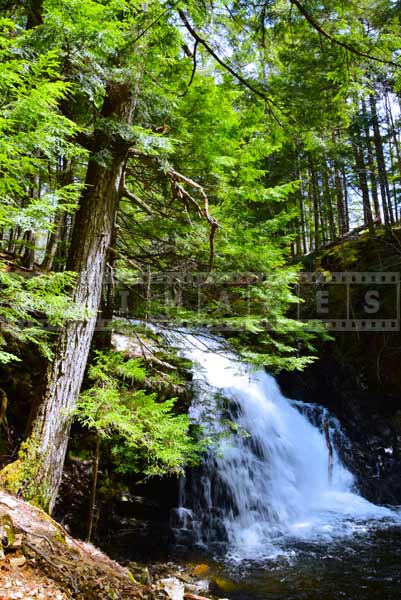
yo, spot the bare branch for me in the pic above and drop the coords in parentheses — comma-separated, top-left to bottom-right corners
(128, 149, 220, 271)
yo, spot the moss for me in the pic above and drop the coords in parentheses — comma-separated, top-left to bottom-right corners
(0, 438, 50, 511)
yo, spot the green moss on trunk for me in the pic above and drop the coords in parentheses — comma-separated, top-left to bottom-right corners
(0, 439, 51, 511)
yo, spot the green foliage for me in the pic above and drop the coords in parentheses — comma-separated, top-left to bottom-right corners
(0, 19, 83, 211)
(0, 266, 79, 363)
(75, 351, 202, 477)
(0, 0, 399, 438)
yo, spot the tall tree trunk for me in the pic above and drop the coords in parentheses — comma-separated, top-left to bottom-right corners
(384, 91, 401, 221)
(332, 132, 347, 235)
(19, 82, 135, 512)
(308, 156, 320, 249)
(42, 160, 73, 271)
(341, 167, 350, 231)
(41, 215, 64, 271)
(21, 231, 36, 270)
(54, 213, 70, 271)
(352, 139, 374, 234)
(369, 93, 393, 227)
(322, 163, 337, 241)
(94, 226, 117, 350)
(87, 431, 100, 542)
(298, 178, 308, 254)
(21, 175, 40, 269)
(361, 98, 381, 223)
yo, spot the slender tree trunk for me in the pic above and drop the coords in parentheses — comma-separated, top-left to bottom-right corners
(94, 227, 117, 350)
(41, 215, 64, 271)
(322, 163, 336, 241)
(387, 134, 397, 222)
(298, 191, 307, 254)
(20, 82, 135, 512)
(42, 159, 73, 271)
(341, 167, 350, 232)
(7, 229, 14, 254)
(369, 93, 393, 227)
(8, 227, 21, 255)
(332, 132, 347, 235)
(361, 98, 381, 223)
(309, 156, 320, 249)
(297, 170, 308, 254)
(87, 431, 100, 542)
(384, 91, 401, 221)
(54, 213, 69, 272)
(21, 231, 36, 270)
(352, 134, 374, 234)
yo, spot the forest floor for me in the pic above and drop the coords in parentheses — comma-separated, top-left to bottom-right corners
(0, 490, 217, 600)
(0, 564, 70, 599)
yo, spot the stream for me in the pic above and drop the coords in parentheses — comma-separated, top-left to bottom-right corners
(167, 331, 401, 599)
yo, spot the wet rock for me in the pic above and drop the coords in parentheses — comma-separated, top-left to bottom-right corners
(161, 577, 185, 600)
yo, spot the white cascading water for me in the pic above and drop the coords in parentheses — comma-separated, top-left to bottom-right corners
(171, 332, 397, 561)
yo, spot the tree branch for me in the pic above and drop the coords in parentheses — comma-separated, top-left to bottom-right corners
(179, 39, 199, 97)
(178, 10, 281, 122)
(121, 186, 154, 216)
(290, 0, 399, 69)
(168, 168, 219, 271)
(129, 149, 220, 271)
(131, 0, 181, 46)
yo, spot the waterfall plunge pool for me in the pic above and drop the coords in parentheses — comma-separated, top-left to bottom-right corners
(167, 330, 401, 599)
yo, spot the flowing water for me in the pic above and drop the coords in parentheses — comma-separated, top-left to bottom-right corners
(168, 331, 401, 599)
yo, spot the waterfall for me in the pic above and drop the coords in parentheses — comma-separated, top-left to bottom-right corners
(170, 331, 397, 561)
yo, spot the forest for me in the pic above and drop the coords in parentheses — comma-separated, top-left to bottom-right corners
(1, 1, 401, 599)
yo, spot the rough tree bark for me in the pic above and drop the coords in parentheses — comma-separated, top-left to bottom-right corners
(15, 82, 136, 512)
